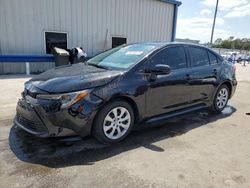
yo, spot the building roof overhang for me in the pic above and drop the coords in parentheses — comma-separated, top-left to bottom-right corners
(159, 0, 182, 6)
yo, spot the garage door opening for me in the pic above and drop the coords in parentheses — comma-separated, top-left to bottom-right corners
(112, 37, 127, 48)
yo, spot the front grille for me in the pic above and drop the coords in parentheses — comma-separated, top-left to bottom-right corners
(16, 114, 48, 133)
(42, 102, 61, 113)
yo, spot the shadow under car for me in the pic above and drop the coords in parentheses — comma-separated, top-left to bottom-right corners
(9, 105, 236, 168)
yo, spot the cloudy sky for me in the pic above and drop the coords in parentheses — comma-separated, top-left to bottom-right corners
(176, 0, 250, 43)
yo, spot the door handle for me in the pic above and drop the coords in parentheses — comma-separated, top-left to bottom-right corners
(213, 69, 218, 75)
(185, 74, 192, 80)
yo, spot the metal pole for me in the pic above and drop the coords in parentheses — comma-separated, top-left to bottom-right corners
(25, 62, 30, 75)
(210, 0, 219, 44)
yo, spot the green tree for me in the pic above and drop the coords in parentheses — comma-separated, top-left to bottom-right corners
(212, 38, 250, 51)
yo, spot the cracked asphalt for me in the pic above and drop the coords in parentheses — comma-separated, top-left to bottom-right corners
(0, 64, 250, 188)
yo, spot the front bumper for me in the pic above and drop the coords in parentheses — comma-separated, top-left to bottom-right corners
(14, 93, 103, 138)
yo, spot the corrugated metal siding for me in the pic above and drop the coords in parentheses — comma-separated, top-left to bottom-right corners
(0, 0, 174, 73)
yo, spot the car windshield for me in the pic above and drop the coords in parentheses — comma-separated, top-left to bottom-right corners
(87, 44, 157, 69)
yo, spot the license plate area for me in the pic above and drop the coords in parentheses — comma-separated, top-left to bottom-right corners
(18, 98, 34, 111)
(16, 99, 48, 133)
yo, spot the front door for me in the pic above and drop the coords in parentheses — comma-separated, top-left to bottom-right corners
(145, 46, 193, 117)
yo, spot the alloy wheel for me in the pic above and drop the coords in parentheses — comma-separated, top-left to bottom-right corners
(103, 107, 131, 140)
(216, 88, 229, 109)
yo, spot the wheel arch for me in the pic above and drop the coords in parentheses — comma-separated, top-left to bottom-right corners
(220, 80, 233, 98)
(91, 95, 140, 133)
(107, 96, 140, 124)
(213, 80, 233, 100)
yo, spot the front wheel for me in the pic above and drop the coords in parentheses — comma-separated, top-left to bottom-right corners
(210, 84, 230, 113)
(93, 100, 134, 144)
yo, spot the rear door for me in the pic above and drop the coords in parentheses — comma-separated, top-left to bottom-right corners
(187, 46, 219, 104)
(145, 45, 194, 117)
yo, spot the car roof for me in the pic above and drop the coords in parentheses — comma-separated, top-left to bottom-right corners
(131, 41, 222, 59)
(133, 41, 208, 49)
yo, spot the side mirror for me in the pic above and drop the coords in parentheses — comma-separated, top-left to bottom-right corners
(151, 64, 171, 75)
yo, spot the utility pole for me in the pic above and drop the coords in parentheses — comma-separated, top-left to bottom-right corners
(210, 0, 219, 44)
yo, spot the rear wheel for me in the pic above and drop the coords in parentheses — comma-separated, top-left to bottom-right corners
(210, 84, 230, 113)
(93, 100, 134, 144)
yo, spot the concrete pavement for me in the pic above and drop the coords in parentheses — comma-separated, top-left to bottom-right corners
(0, 64, 250, 188)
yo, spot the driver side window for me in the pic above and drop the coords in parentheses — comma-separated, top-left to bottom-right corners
(149, 46, 187, 70)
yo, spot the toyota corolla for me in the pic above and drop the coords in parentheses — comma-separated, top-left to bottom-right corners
(15, 42, 237, 143)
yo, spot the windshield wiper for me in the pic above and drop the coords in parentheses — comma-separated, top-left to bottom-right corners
(88, 63, 109, 70)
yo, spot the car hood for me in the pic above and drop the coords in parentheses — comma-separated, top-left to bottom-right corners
(26, 63, 123, 93)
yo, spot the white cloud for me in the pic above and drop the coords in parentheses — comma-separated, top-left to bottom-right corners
(178, 17, 225, 26)
(224, 4, 250, 17)
(200, 9, 213, 15)
(202, 0, 248, 11)
(177, 0, 250, 42)
(177, 17, 230, 42)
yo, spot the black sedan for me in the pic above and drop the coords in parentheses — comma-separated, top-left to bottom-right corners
(15, 42, 237, 143)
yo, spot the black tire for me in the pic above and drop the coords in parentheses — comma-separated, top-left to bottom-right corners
(210, 84, 230, 113)
(92, 100, 134, 144)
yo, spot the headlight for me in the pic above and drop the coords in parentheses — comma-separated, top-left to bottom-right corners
(37, 90, 89, 109)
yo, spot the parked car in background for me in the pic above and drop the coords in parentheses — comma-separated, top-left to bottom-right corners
(235, 54, 244, 63)
(15, 42, 237, 143)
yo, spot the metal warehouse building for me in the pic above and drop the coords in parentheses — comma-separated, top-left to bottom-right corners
(0, 0, 181, 74)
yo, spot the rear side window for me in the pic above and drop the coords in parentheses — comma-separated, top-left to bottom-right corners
(208, 51, 218, 65)
(189, 47, 209, 67)
(150, 46, 187, 69)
